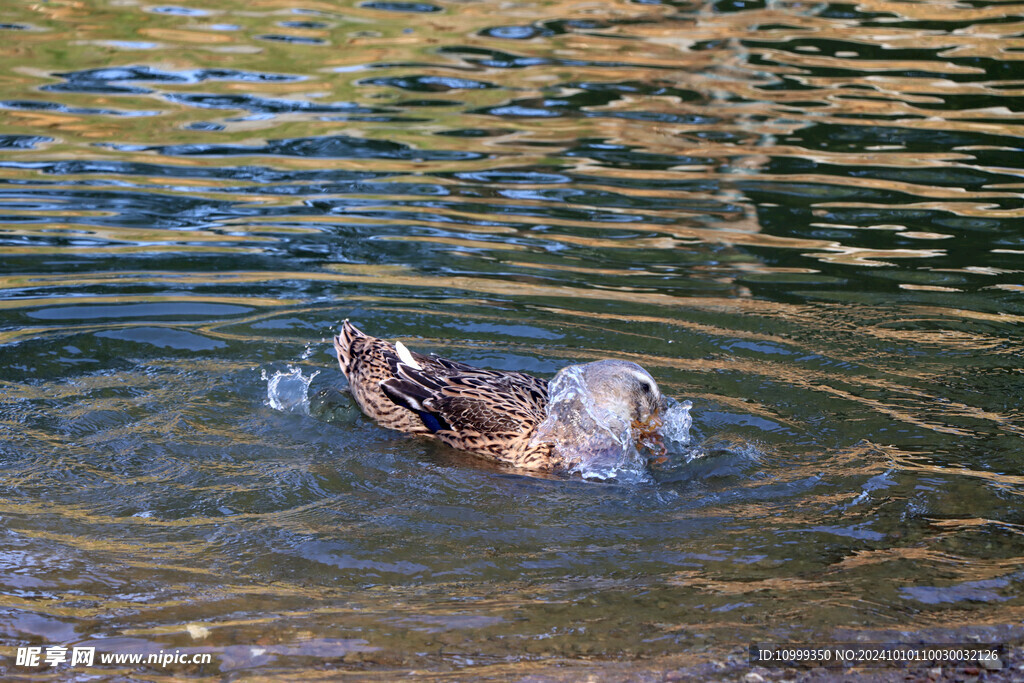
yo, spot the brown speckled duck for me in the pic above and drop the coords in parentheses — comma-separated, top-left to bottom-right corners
(333, 320, 664, 472)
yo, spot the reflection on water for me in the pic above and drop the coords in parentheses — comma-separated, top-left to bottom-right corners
(1, 0, 1023, 676)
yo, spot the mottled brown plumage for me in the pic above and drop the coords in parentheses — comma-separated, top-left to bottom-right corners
(334, 320, 552, 468)
(333, 320, 663, 472)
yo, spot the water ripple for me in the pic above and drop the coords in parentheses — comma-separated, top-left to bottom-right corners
(0, 0, 1022, 674)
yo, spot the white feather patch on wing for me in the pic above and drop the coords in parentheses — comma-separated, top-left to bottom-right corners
(394, 341, 423, 370)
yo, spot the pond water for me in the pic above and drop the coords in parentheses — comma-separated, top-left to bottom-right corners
(1, 0, 1023, 677)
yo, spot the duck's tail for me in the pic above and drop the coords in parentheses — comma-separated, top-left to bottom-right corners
(333, 319, 363, 380)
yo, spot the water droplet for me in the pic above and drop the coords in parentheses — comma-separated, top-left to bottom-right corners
(265, 366, 320, 414)
(663, 398, 693, 449)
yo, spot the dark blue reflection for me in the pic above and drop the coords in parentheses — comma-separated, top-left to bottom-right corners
(95, 328, 227, 351)
(164, 93, 385, 115)
(564, 140, 716, 170)
(542, 19, 609, 33)
(360, 1, 442, 11)
(434, 128, 509, 137)
(44, 65, 300, 94)
(134, 135, 483, 161)
(256, 34, 326, 44)
(438, 46, 552, 69)
(479, 25, 554, 40)
(279, 21, 329, 29)
(27, 302, 253, 321)
(0, 135, 53, 149)
(0, 99, 158, 117)
(185, 121, 225, 131)
(789, 122, 1024, 153)
(0, 160, 390, 184)
(147, 5, 210, 15)
(0, 189, 248, 229)
(360, 75, 495, 91)
(448, 168, 570, 184)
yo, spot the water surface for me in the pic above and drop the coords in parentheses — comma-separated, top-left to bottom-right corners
(1, 0, 1023, 677)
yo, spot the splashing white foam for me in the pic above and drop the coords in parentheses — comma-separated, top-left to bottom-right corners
(263, 366, 320, 414)
(662, 398, 693, 447)
(531, 365, 693, 482)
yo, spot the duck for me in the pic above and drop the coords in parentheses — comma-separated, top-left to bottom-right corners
(333, 320, 665, 472)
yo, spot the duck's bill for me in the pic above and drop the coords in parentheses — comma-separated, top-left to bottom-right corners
(632, 414, 667, 461)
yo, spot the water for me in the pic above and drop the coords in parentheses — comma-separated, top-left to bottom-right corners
(1, 0, 1023, 677)
(264, 366, 320, 414)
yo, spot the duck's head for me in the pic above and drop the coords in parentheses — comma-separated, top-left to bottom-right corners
(537, 360, 665, 460)
(572, 360, 663, 432)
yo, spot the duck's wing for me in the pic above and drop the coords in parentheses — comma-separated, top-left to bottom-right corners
(380, 361, 548, 438)
(335, 320, 553, 466)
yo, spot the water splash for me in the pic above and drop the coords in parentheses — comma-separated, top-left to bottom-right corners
(662, 397, 694, 452)
(263, 366, 320, 414)
(532, 365, 693, 482)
